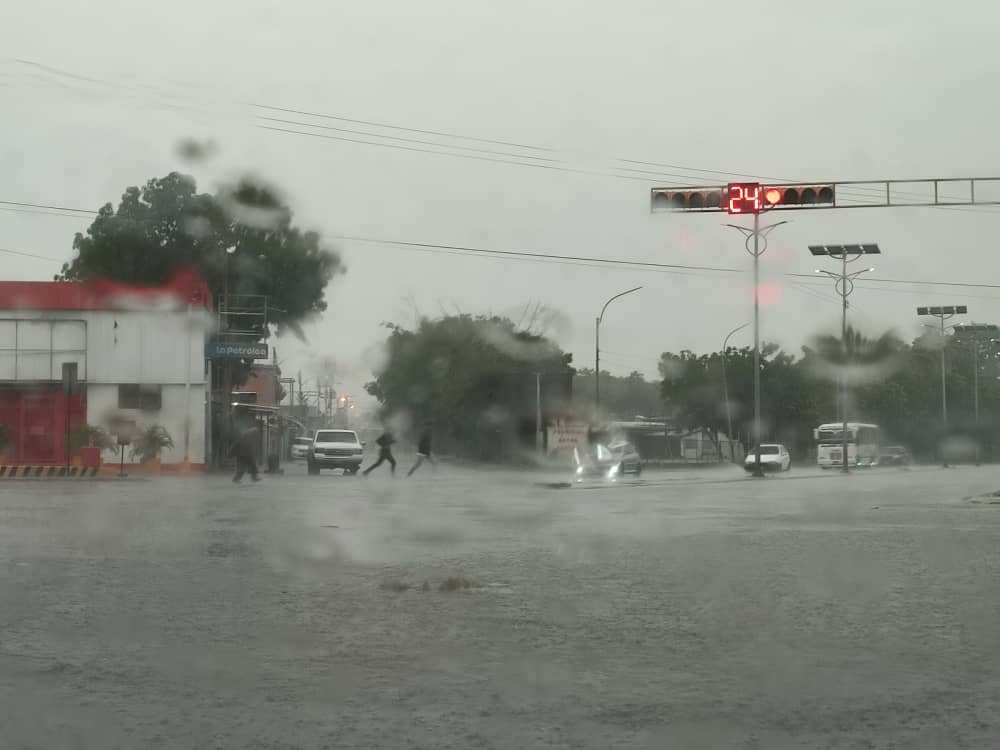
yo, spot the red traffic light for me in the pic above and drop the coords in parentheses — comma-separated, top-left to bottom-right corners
(762, 184, 836, 208)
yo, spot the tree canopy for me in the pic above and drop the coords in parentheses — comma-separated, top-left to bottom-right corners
(57, 172, 344, 330)
(365, 315, 574, 458)
(658, 325, 1000, 461)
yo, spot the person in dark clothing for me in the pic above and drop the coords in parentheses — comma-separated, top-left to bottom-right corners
(407, 429, 436, 476)
(363, 430, 396, 476)
(231, 425, 261, 483)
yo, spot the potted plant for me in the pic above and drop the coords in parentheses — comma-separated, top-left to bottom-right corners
(69, 424, 114, 468)
(130, 424, 174, 475)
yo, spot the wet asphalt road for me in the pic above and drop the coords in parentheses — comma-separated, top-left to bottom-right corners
(3, 463, 1000, 749)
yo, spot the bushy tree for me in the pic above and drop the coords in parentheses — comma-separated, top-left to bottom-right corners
(365, 315, 574, 458)
(57, 172, 344, 332)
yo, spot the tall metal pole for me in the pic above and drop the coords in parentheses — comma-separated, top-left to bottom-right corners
(594, 287, 642, 416)
(594, 317, 601, 412)
(752, 212, 762, 477)
(535, 371, 543, 454)
(722, 322, 749, 464)
(725, 217, 787, 477)
(840, 250, 849, 474)
(813, 245, 879, 472)
(973, 329, 980, 465)
(940, 314, 949, 468)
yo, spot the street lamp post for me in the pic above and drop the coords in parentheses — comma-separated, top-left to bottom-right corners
(810, 244, 881, 474)
(220, 244, 238, 468)
(721, 322, 749, 463)
(595, 287, 642, 414)
(917, 305, 968, 467)
(953, 323, 997, 465)
(724, 216, 787, 477)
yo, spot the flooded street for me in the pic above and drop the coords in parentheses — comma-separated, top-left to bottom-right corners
(4, 466, 1000, 748)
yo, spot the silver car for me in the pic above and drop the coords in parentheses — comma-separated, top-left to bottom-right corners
(574, 441, 642, 481)
(290, 436, 313, 460)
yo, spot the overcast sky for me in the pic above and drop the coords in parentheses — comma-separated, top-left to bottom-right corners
(3, 1, 999, 406)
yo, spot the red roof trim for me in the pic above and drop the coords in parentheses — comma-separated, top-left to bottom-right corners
(0, 267, 213, 312)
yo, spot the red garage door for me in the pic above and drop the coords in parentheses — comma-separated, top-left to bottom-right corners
(0, 386, 86, 464)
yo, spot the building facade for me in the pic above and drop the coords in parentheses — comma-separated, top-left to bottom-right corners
(0, 269, 211, 468)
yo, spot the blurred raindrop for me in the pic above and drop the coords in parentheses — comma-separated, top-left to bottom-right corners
(175, 138, 217, 162)
(217, 177, 287, 230)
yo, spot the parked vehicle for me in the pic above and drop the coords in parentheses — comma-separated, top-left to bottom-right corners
(290, 436, 313, 460)
(744, 444, 792, 473)
(815, 422, 880, 468)
(879, 445, 911, 466)
(574, 441, 641, 481)
(307, 430, 364, 475)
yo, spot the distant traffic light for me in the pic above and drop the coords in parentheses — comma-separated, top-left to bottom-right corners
(652, 182, 836, 212)
(762, 184, 835, 208)
(651, 187, 724, 212)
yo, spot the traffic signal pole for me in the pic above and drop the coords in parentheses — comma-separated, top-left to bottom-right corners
(651, 176, 1000, 477)
(725, 212, 787, 478)
(752, 212, 762, 478)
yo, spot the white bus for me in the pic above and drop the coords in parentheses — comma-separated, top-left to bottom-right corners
(814, 422, 880, 468)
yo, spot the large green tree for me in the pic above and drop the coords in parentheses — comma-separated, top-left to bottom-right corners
(365, 315, 574, 459)
(659, 344, 821, 455)
(57, 172, 344, 331)
(659, 325, 1000, 462)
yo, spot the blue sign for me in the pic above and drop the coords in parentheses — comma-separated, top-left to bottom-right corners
(207, 339, 269, 360)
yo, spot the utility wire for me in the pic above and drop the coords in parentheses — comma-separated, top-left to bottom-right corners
(12, 59, 1000, 213)
(3, 199, 1000, 292)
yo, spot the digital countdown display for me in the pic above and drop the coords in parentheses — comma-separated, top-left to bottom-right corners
(727, 183, 762, 215)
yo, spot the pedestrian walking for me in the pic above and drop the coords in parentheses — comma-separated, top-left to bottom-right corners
(407, 428, 436, 476)
(231, 424, 261, 483)
(363, 429, 397, 476)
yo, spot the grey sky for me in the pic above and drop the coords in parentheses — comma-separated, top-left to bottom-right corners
(2, 1, 999, 405)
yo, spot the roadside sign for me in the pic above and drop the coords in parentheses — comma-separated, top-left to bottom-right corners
(206, 338, 269, 360)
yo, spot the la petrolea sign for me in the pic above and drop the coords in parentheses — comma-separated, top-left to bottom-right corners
(206, 338, 269, 360)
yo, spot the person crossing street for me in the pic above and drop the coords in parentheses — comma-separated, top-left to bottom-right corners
(407, 428, 436, 477)
(363, 429, 397, 476)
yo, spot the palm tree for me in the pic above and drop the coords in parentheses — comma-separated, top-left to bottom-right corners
(803, 326, 904, 386)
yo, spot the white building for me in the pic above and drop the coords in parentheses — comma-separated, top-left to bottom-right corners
(0, 268, 211, 469)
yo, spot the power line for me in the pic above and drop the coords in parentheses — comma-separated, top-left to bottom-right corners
(0, 205, 90, 220)
(13, 58, 1000, 215)
(251, 102, 558, 153)
(257, 116, 564, 163)
(330, 233, 742, 275)
(0, 247, 64, 262)
(787, 272, 1000, 291)
(0, 199, 93, 215)
(3, 199, 1000, 291)
(258, 125, 653, 182)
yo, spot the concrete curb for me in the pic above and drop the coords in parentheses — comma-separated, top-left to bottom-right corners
(0, 466, 100, 479)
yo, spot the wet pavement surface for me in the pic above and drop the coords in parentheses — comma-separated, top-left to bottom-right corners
(3, 463, 1000, 748)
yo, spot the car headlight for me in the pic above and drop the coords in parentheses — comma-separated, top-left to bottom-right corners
(576, 466, 584, 474)
(607, 464, 619, 479)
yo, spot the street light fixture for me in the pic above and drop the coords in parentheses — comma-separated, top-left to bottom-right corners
(595, 287, 642, 413)
(810, 243, 881, 474)
(917, 305, 968, 467)
(721, 322, 749, 463)
(953, 323, 998, 465)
